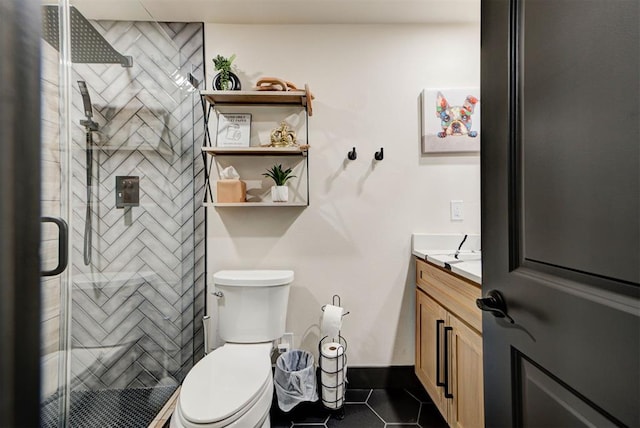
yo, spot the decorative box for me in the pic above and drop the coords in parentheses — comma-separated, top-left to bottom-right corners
(216, 179, 246, 203)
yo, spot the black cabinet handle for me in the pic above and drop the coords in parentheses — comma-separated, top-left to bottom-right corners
(443, 326, 453, 398)
(41, 217, 68, 277)
(436, 319, 445, 387)
(476, 290, 515, 324)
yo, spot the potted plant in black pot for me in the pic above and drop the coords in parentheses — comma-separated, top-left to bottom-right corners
(263, 164, 296, 202)
(212, 54, 241, 90)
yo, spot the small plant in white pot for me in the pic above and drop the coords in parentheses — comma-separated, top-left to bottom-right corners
(263, 164, 296, 203)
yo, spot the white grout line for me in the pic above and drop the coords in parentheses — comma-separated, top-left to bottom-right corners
(415, 402, 423, 427)
(366, 402, 388, 425)
(364, 389, 381, 423)
(404, 388, 424, 404)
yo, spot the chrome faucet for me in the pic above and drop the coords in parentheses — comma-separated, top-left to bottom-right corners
(454, 234, 468, 259)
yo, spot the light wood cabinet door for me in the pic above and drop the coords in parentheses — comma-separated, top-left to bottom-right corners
(449, 314, 484, 428)
(416, 259, 484, 427)
(416, 289, 448, 418)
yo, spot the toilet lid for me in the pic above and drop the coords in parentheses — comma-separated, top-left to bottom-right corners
(213, 270, 294, 287)
(179, 343, 272, 425)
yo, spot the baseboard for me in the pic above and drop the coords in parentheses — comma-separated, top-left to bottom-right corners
(344, 366, 421, 389)
(274, 362, 422, 390)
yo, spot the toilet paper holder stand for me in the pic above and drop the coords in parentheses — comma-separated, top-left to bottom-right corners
(319, 294, 349, 414)
(321, 294, 350, 318)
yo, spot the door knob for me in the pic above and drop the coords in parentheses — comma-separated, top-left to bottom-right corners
(476, 290, 514, 324)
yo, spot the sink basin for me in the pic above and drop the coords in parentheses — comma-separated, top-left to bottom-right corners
(449, 259, 482, 283)
(427, 252, 481, 265)
(448, 252, 481, 262)
(411, 234, 482, 283)
(423, 253, 482, 283)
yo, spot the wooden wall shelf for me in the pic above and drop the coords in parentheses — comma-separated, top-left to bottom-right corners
(201, 147, 308, 156)
(201, 90, 309, 112)
(200, 89, 312, 207)
(204, 202, 309, 208)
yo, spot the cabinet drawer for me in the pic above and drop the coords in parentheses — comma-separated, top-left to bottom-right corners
(416, 258, 482, 333)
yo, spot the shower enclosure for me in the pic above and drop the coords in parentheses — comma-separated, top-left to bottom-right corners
(39, 2, 205, 426)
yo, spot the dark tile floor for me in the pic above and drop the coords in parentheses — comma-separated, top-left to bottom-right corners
(40, 386, 177, 428)
(270, 387, 448, 427)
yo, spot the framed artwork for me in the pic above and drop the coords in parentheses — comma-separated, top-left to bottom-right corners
(421, 88, 480, 153)
(216, 113, 251, 147)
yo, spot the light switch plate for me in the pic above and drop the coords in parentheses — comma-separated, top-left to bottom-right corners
(451, 200, 464, 221)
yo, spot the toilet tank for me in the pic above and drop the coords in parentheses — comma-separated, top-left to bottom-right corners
(213, 270, 293, 343)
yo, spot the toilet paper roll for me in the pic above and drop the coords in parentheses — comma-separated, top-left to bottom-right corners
(321, 385, 344, 409)
(320, 343, 346, 385)
(321, 304, 343, 339)
(321, 342, 345, 358)
(320, 361, 345, 386)
(320, 340, 346, 409)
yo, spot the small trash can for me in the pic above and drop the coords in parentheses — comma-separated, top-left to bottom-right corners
(274, 349, 319, 412)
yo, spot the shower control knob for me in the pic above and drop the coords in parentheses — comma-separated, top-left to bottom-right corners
(115, 176, 139, 208)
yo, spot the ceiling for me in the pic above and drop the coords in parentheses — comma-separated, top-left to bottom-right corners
(71, 0, 480, 24)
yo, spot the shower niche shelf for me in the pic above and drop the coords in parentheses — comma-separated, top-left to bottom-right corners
(200, 89, 312, 207)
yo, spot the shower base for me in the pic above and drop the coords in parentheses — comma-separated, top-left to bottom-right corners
(40, 385, 177, 428)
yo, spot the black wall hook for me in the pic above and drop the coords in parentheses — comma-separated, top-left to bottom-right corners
(374, 147, 384, 161)
(347, 147, 357, 160)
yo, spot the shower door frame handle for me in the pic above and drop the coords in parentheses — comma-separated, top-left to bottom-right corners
(41, 216, 68, 276)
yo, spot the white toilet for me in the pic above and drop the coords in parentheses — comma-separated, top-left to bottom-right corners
(170, 270, 293, 428)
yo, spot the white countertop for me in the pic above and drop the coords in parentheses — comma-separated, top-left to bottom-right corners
(412, 233, 482, 284)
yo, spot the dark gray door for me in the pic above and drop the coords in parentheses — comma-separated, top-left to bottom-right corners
(0, 0, 42, 426)
(481, 0, 639, 426)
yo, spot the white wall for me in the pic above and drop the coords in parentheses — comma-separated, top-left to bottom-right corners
(204, 23, 480, 366)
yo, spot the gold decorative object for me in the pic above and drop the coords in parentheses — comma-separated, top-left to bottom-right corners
(269, 122, 297, 148)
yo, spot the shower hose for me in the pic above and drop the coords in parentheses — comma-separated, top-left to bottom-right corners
(83, 130, 92, 266)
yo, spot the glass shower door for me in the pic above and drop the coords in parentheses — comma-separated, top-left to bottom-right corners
(39, 2, 204, 426)
(39, 3, 72, 426)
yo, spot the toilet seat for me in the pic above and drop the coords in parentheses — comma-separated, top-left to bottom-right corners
(173, 343, 273, 428)
(172, 375, 272, 428)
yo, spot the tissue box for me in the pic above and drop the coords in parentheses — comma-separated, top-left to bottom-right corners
(216, 179, 246, 203)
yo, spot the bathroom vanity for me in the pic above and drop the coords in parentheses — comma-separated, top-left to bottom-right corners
(412, 234, 484, 428)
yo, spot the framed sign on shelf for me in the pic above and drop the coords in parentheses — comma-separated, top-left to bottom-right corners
(216, 113, 251, 147)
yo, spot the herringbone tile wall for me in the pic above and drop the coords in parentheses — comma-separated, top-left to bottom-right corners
(40, 20, 205, 393)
